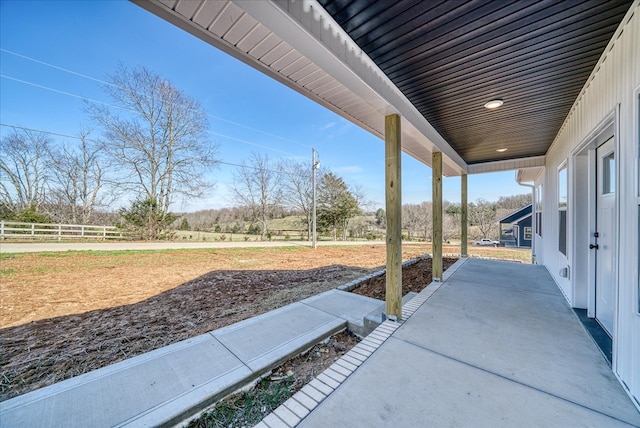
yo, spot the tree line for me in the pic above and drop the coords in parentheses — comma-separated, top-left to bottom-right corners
(1, 65, 530, 241)
(0, 65, 366, 240)
(397, 193, 531, 242)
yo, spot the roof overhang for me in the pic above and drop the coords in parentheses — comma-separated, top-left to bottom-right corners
(516, 166, 545, 184)
(133, 0, 466, 175)
(132, 0, 634, 176)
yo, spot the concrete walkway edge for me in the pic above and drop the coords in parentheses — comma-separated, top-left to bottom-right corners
(0, 290, 383, 428)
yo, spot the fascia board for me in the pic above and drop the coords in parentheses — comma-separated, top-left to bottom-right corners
(235, 0, 467, 173)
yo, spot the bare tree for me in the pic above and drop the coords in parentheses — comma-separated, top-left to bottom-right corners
(402, 201, 432, 241)
(402, 203, 421, 240)
(279, 158, 313, 240)
(89, 65, 218, 224)
(0, 129, 51, 215)
(347, 216, 370, 239)
(232, 153, 282, 240)
(47, 131, 108, 224)
(469, 198, 498, 238)
(418, 201, 433, 241)
(497, 193, 532, 210)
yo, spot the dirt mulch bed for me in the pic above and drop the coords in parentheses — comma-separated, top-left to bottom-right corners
(353, 257, 459, 299)
(0, 250, 453, 402)
(0, 264, 371, 401)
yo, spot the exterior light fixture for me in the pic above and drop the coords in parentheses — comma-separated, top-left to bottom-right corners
(484, 99, 504, 109)
(496, 148, 508, 152)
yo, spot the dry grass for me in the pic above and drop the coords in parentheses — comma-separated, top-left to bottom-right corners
(0, 244, 529, 401)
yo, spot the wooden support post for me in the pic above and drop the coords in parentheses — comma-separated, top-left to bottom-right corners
(432, 152, 443, 280)
(461, 173, 468, 257)
(385, 114, 402, 320)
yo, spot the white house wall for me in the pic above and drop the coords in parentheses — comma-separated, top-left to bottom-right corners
(537, 4, 639, 407)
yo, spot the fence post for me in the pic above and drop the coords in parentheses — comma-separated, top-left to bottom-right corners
(31, 224, 35, 236)
(58, 224, 62, 241)
(81, 225, 85, 237)
(0, 220, 4, 238)
(103, 226, 106, 239)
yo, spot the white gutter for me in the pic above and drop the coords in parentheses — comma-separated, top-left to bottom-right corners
(516, 171, 536, 264)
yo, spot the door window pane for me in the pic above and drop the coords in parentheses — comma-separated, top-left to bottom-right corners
(559, 211, 567, 255)
(558, 165, 567, 256)
(535, 185, 543, 237)
(602, 153, 615, 194)
(558, 167, 567, 209)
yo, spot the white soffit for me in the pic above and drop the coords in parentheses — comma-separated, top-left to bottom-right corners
(516, 166, 545, 183)
(132, 0, 468, 176)
(468, 156, 546, 175)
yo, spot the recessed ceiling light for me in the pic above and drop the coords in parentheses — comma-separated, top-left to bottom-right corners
(496, 148, 508, 152)
(484, 99, 504, 109)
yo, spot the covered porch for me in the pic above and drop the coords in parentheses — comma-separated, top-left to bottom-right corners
(135, 0, 640, 414)
(266, 258, 640, 427)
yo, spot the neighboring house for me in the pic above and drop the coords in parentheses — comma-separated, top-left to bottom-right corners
(498, 205, 532, 248)
(135, 0, 639, 410)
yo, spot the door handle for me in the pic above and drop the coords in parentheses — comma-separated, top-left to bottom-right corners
(589, 244, 599, 250)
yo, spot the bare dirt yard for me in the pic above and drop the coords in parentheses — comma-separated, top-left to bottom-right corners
(0, 244, 528, 401)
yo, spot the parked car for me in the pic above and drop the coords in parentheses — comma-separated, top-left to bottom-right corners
(474, 238, 499, 247)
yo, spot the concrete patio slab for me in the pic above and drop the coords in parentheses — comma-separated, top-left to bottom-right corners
(299, 338, 636, 428)
(292, 259, 640, 427)
(393, 261, 639, 424)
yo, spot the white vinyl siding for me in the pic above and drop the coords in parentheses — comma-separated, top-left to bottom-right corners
(542, 5, 639, 407)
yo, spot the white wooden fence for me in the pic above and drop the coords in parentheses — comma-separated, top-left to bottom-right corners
(0, 221, 125, 240)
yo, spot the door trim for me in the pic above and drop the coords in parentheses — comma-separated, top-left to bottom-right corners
(570, 106, 620, 368)
(595, 137, 615, 336)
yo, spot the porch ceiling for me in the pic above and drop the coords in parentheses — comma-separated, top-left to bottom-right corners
(133, 0, 633, 173)
(317, 0, 632, 165)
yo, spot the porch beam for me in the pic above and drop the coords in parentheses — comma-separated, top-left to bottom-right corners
(433, 152, 443, 280)
(461, 173, 468, 257)
(385, 114, 402, 320)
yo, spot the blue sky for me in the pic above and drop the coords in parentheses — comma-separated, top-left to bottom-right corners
(0, 0, 528, 212)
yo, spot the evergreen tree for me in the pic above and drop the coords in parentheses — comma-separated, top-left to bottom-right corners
(317, 172, 360, 240)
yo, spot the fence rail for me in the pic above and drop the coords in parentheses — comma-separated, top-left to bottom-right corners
(0, 221, 125, 240)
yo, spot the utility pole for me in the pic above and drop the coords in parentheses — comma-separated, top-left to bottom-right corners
(312, 148, 320, 249)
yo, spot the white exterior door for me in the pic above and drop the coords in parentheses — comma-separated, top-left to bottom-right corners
(594, 137, 616, 336)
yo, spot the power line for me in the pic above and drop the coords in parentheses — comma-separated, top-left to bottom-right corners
(208, 114, 308, 148)
(207, 131, 296, 156)
(0, 123, 102, 144)
(1, 48, 312, 149)
(0, 75, 127, 112)
(1, 48, 120, 88)
(1, 73, 302, 156)
(1, 75, 299, 156)
(0, 123, 287, 175)
(217, 160, 283, 175)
